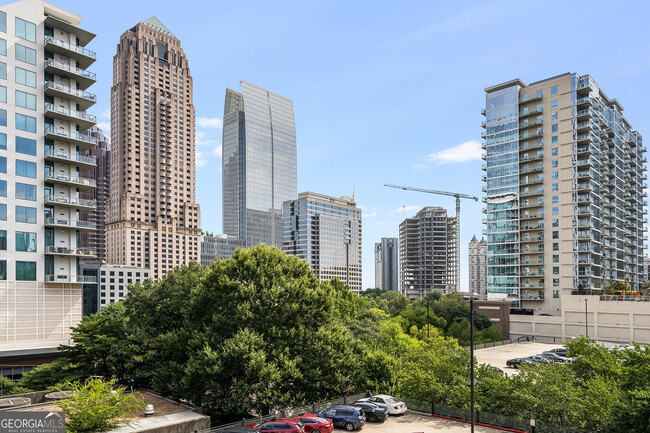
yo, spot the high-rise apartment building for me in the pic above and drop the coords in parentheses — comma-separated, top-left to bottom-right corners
(0, 0, 98, 355)
(482, 73, 646, 309)
(283, 192, 362, 294)
(223, 82, 297, 249)
(107, 17, 201, 280)
(79, 125, 109, 264)
(468, 234, 487, 296)
(375, 237, 399, 291)
(399, 207, 458, 299)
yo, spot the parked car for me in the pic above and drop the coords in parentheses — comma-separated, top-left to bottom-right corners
(526, 355, 551, 365)
(356, 395, 407, 415)
(548, 347, 570, 357)
(254, 419, 305, 433)
(350, 402, 388, 422)
(488, 366, 504, 375)
(291, 415, 334, 433)
(610, 344, 635, 351)
(506, 357, 525, 368)
(540, 352, 572, 363)
(317, 405, 365, 431)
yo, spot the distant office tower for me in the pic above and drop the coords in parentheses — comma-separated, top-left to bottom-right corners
(107, 17, 201, 280)
(200, 233, 244, 265)
(79, 126, 110, 264)
(283, 192, 362, 294)
(482, 73, 646, 309)
(222, 82, 297, 248)
(375, 237, 399, 291)
(0, 0, 98, 356)
(399, 207, 458, 299)
(468, 235, 487, 296)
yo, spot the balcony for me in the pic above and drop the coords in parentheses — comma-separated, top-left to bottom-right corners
(519, 107, 543, 118)
(519, 131, 543, 140)
(44, 148, 96, 170)
(45, 246, 96, 257)
(45, 274, 97, 284)
(44, 217, 96, 231)
(576, 96, 592, 106)
(520, 292, 545, 301)
(44, 59, 96, 90)
(520, 95, 543, 104)
(44, 172, 96, 191)
(520, 154, 544, 163)
(44, 194, 96, 210)
(44, 103, 96, 130)
(481, 121, 486, 128)
(481, 108, 487, 116)
(521, 177, 544, 185)
(44, 125, 97, 151)
(576, 108, 594, 119)
(44, 35, 96, 69)
(520, 201, 543, 209)
(44, 81, 96, 111)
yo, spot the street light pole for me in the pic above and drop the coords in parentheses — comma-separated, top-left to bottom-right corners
(470, 297, 475, 433)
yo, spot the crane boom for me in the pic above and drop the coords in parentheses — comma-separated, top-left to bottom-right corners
(385, 183, 478, 294)
(384, 184, 478, 201)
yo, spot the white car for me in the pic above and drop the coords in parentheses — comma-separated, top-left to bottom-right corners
(356, 395, 407, 415)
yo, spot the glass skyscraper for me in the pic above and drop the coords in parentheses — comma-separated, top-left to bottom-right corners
(222, 81, 297, 248)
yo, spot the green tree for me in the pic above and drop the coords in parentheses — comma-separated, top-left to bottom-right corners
(57, 378, 145, 433)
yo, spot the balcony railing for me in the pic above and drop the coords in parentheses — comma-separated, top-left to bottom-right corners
(44, 81, 96, 102)
(44, 125, 97, 146)
(44, 35, 96, 59)
(44, 194, 96, 208)
(44, 217, 96, 230)
(44, 171, 96, 187)
(44, 246, 96, 257)
(44, 103, 96, 123)
(44, 58, 96, 80)
(45, 274, 97, 283)
(44, 148, 96, 165)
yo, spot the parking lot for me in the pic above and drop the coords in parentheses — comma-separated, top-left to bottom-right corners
(333, 412, 514, 432)
(474, 341, 564, 375)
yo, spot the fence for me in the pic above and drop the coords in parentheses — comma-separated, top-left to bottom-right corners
(463, 335, 536, 351)
(198, 392, 368, 433)
(400, 397, 596, 433)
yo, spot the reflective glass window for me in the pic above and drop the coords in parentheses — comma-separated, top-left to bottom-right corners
(551, 85, 558, 95)
(15, 205, 36, 223)
(15, 231, 36, 252)
(16, 261, 36, 280)
(0, 203, 5, 220)
(0, 38, 5, 56)
(15, 90, 36, 110)
(16, 136, 36, 154)
(15, 67, 36, 87)
(15, 183, 36, 200)
(16, 159, 36, 177)
(16, 113, 36, 132)
(15, 44, 36, 65)
(0, 61, 5, 79)
(15, 18, 36, 42)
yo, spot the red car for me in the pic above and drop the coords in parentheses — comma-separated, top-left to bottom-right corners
(291, 415, 334, 433)
(247, 419, 305, 433)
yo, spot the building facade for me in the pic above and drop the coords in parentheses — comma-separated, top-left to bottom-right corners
(222, 82, 297, 249)
(468, 234, 487, 296)
(375, 237, 399, 291)
(200, 233, 244, 266)
(79, 125, 109, 264)
(106, 17, 201, 280)
(399, 207, 458, 299)
(0, 0, 98, 354)
(482, 73, 646, 310)
(98, 264, 150, 308)
(283, 192, 362, 294)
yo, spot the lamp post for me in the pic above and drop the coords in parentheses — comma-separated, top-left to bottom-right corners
(470, 296, 475, 433)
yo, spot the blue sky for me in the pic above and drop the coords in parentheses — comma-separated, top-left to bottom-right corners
(50, 0, 650, 290)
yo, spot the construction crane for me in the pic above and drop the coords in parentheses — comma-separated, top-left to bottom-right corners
(385, 183, 479, 292)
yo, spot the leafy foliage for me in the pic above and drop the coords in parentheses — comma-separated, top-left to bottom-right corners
(57, 378, 145, 433)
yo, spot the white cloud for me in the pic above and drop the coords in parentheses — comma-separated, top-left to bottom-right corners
(98, 107, 110, 119)
(413, 164, 427, 170)
(428, 140, 482, 164)
(197, 117, 223, 129)
(96, 122, 110, 134)
(358, 204, 378, 218)
(195, 150, 208, 168)
(212, 145, 222, 157)
(391, 205, 421, 214)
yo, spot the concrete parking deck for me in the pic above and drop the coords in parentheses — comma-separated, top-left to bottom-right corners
(474, 341, 564, 376)
(333, 412, 518, 432)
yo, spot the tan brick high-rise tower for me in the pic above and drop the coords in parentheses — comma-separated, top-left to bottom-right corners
(106, 17, 201, 280)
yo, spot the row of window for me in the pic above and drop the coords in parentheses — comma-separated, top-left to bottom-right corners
(0, 158, 36, 176)
(0, 134, 36, 153)
(0, 178, 37, 200)
(0, 110, 37, 132)
(0, 62, 37, 88)
(0, 37, 37, 65)
(0, 230, 37, 251)
(0, 260, 36, 281)
(0, 203, 36, 222)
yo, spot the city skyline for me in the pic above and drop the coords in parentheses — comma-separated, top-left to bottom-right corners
(44, 0, 650, 290)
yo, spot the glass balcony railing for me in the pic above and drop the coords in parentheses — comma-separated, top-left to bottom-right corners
(45, 246, 96, 256)
(44, 125, 97, 145)
(44, 171, 96, 187)
(44, 194, 96, 208)
(44, 59, 96, 80)
(44, 217, 96, 230)
(44, 103, 96, 123)
(44, 81, 96, 102)
(44, 35, 96, 59)
(45, 274, 97, 283)
(44, 148, 96, 165)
